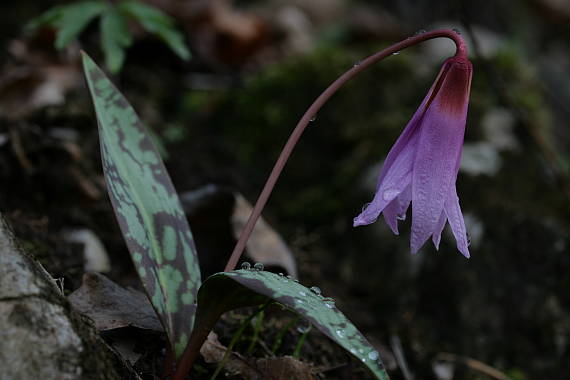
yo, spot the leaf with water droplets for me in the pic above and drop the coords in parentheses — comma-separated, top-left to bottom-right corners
(191, 270, 389, 380)
(82, 53, 200, 359)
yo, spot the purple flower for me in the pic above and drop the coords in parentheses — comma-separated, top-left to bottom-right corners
(354, 56, 473, 258)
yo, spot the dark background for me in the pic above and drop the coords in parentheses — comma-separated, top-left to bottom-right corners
(1, 0, 569, 379)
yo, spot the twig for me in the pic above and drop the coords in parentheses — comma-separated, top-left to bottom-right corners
(390, 334, 414, 380)
(436, 352, 511, 380)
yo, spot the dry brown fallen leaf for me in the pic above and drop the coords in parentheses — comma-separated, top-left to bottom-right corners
(434, 352, 511, 380)
(70, 273, 313, 378)
(147, 0, 269, 66)
(0, 34, 80, 119)
(201, 331, 316, 380)
(64, 229, 111, 273)
(68, 272, 163, 332)
(232, 193, 298, 277)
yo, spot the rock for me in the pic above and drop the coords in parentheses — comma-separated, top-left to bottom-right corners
(0, 216, 121, 380)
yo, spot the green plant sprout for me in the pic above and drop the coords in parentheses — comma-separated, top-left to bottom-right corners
(82, 28, 473, 379)
(27, 0, 190, 73)
(211, 302, 271, 380)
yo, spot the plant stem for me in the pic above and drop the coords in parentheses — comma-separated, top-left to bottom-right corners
(162, 344, 175, 379)
(224, 29, 468, 272)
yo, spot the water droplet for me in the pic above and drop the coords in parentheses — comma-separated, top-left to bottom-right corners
(310, 115, 317, 122)
(368, 350, 379, 360)
(358, 348, 364, 354)
(452, 28, 462, 35)
(297, 324, 311, 334)
(361, 357, 367, 362)
(295, 299, 304, 304)
(278, 272, 284, 277)
(414, 29, 427, 35)
(299, 291, 307, 297)
(310, 286, 322, 296)
(253, 262, 264, 271)
(397, 213, 406, 221)
(293, 278, 299, 283)
(350, 348, 357, 354)
(392, 51, 400, 55)
(240, 262, 251, 270)
(466, 232, 471, 246)
(353, 61, 361, 68)
(287, 275, 292, 280)
(336, 329, 346, 338)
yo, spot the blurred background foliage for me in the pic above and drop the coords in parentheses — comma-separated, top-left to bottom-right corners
(0, 0, 569, 379)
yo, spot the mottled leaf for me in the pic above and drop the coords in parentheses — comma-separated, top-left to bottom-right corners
(54, 1, 108, 49)
(82, 53, 200, 358)
(118, 0, 191, 60)
(100, 8, 133, 73)
(192, 270, 389, 380)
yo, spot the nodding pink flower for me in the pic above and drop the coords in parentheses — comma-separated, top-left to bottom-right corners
(354, 55, 473, 258)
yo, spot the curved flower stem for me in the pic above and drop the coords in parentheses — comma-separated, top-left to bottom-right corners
(224, 30, 467, 269)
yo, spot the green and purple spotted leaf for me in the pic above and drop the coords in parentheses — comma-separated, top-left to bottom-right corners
(193, 270, 389, 380)
(82, 53, 200, 358)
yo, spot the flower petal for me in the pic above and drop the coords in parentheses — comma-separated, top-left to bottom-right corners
(431, 211, 447, 250)
(410, 58, 471, 253)
(375, 62, 452, 188)
(382, 185, 412, 234)
(354, 134, 417, 227)
(444, 186, 470, 258)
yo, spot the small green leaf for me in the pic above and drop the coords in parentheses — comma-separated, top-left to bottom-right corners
(119, 0, 191, 60)
(25, 6, 65, 33)
(100, 8, 133, 73)
(192, 270, 389, 380)
(82, 53, 201, 358)
(55, 1, 108, 49)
